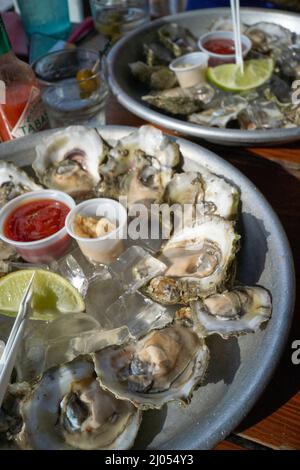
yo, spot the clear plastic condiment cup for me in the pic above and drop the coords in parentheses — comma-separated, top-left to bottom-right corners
(169, 52, 209, 88)
(0, 190, 75, 263)
(65, 198, 127, 265)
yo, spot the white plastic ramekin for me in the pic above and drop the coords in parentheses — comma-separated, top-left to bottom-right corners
(65, 198, 127, 264)
(169, 51, 209, 88)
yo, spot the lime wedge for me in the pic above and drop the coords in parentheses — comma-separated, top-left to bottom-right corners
(0, 270, 85, 321)
(207, 59, 274, 92)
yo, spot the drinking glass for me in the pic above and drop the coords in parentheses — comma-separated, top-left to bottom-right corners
(149, 0, 188, 17)
(89, 0, 150, 43)
(18, 0, 71, 39)
(33, 49, 108, 128)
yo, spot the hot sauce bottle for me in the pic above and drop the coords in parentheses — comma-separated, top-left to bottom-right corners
(0, 15, 49, 142)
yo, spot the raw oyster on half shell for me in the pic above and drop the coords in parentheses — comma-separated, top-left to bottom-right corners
(33, 126, 108, 197)
(96, 125, 181, 207)
(158, 23, 198, 57)
(164, 170, 240, 221)
(193, 286, 272, 339)
(17, 357, 141, 450)
(130, 62, 177, 90)
(93, 308, 209, 409)
(145, 215, 240, 305)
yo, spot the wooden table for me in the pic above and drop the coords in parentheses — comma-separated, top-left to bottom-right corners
(106, 95, 300, 451)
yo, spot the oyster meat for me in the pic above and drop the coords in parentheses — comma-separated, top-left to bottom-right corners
(145, 215, 240, 304)
(193, 286, 272, 339)
(93, 309, 209, 409)
(33, 126, 108, 197)
(17, 357, 141, 450)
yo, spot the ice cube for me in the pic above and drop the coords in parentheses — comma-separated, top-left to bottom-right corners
(45, 312, 100, 340)
(17, 313, 101, 381)
(105, 291, 172, 339)
(110, 245, 166, 293)
(16, 321, 47, 382)
(85, 271, 123, 327)
(51, 254, 89, 297)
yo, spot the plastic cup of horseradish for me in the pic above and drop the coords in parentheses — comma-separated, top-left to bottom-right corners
(169, 52, 209, 88)
(65, 198, 128, 265)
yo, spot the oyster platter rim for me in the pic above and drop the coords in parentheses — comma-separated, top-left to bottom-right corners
(0, 126, 295, 450)
(107, 7, 300, 146)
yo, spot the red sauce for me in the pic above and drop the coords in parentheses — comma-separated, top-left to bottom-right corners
(203, 38, 246, 55)
(4, 199, 70, 242)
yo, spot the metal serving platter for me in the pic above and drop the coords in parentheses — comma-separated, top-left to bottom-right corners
(0, 127, 295, 450)
(108, 7, 300, 146)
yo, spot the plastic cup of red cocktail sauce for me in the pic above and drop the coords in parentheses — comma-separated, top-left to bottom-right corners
(198, 31, 252, 66)
(0, 190, 75, 263)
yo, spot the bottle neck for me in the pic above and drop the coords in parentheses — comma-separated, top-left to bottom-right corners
(0, 15, 12, 56)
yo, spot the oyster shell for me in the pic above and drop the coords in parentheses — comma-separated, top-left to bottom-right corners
(145, 215, 240, 304)
(0, 382, 30, 443)
(189, 95, 248, 128)
(33, 126, 108, 197)
(210, 17, 247, 33)
(0, 161, 42, 208)
(130, 61, 177, 90)
(143, 85, 215, 116)
(201, 170, 240, 220)
(17, 357, 141, 450)
(193, 286, 272, 339)
(245, 22, 293, 55)
(277, 45, 300, 80)
(93, 309, 209, 409)
(158, 23, 198, 57)
(143, 42, 174, 66)
(0, 242, 17, 275)
(164, 170, 240, 221)
(165, 172, 204, 207)
(238, 101, 285, 130)
(0, 162, 41, 270)
(285, 104, 300, 127)
(96, 125, 181, 207)
(143, 91, 201, 116)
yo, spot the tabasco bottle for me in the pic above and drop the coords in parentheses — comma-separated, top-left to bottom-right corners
(0, 15, 48, 142)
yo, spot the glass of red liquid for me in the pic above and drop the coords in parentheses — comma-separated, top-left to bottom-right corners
(198, 31, 252, 67)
